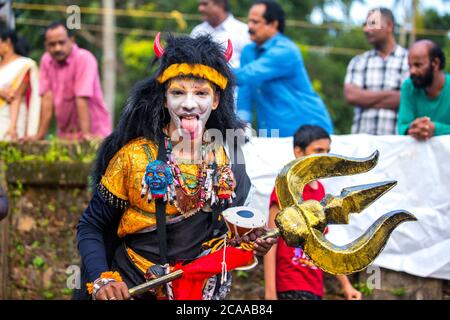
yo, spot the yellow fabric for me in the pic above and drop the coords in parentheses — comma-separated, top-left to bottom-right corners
(157, 63, 228, 90)
(0, 61, 32, 108)
(101, 138, 179, 237)
(213, 144, 229, 167)
(127, 247, 155, 274)
(100, 137, 230, 238)
(125, 248, 172, 299)
(240, 243, 255, 251)
(0, 57, 41, 137)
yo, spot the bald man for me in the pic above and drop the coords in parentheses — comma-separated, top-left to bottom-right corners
(397, 40, 450, 140)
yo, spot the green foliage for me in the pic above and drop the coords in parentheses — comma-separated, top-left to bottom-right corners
(31, 241, 41, 249)
(121, 36, 154, 71)
(15, 243, 25, 256)
(61, 288, 73, 296)
(32, 256, 46, 269)
(39, 218, 50, 228)
(42, 290, 55, 300)
(47, 203, 56, 213)
(11, 180, 24, 198)
(236, 270, 249, 279)
(353, 282, 374, 296)
(0, 142, 24, 164)
(391, 287, 406, 297)
(0, 139, 99, 166)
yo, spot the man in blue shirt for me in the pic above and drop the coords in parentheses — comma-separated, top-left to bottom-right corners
(235, 0, 333, 137)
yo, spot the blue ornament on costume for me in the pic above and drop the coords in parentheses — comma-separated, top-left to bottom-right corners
(141, 160, 173, 202)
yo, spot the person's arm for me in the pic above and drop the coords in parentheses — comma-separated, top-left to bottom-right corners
(397, 82, 417, 136)
(31, 91, 53, 140)
(5, 73, 30, 140)
(344, 84, 400, 109)
(0, 186, 8, 221)
(77, 190, 118, 282)
(235, 47, 254, 126)
(74, 52, 99, 139)
(76, 97, 92, 139)
(343, 55, 400, 110)
(5, 95, 21, 141)
(29, 56, 53, 141)
(336, 275, 362, 300)
(234, 44, 299, 87)
(432, 121, 450, 136)
(264, 204, 279, 300)
(77, 189, 130, 300)
(236, 84, 253, 124)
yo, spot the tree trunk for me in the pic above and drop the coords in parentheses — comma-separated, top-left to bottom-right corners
(409, 0, 418, 46)
(102, 0, 116, 124)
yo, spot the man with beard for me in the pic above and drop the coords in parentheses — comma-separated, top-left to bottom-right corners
(344, 8, 409, 135)
(75, 34, 276, 300)
(397, 40, 449, 140)
(235, 0, 333, 137)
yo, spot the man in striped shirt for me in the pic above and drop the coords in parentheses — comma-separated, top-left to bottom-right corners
(344, 8, 409, 135)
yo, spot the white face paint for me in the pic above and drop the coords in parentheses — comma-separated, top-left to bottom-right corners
(165, 77, 219, 140)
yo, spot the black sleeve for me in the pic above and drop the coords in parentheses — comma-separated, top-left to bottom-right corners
(76, 189, 123, 282)
(0, 186, 8, 221)
(231, 162, 252, 207)
(230, 139, 252, 208)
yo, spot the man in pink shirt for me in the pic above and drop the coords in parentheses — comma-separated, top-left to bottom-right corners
(31, 22, 112, 140)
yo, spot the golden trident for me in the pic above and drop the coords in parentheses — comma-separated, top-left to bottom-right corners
(128, 151, 417, 295)
(263, 150, 417, 275)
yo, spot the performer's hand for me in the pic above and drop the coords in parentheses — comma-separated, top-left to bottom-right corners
(240, 228, 278, 256)
(95, 281, 131, 300)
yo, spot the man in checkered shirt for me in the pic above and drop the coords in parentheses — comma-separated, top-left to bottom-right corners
(344, 8, 409, 135)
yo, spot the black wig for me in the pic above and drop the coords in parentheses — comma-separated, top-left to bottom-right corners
(92, 34, 245, 185)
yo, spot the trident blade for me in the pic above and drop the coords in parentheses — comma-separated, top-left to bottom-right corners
(276, 151, 379, 209)
(274, 150, 417, 275)
(322, 180, 397, 224)
(303, 210, 417, 275)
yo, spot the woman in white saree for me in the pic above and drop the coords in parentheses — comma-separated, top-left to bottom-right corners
(0, 28, 40, 140)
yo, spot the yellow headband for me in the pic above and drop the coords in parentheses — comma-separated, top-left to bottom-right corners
(157, 63, 228, 90)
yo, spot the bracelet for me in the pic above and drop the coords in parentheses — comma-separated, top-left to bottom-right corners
(86, 271, 123, 299)
(91, 278, 117, 300)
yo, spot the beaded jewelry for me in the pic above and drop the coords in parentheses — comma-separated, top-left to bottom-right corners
(140, 136, 236, 217)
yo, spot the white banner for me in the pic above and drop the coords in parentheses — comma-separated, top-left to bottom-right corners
(242, 134, 450, 280)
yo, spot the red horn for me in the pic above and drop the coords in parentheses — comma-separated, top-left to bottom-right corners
(154, 32, 165, 58)
(224, 39, 233, 62)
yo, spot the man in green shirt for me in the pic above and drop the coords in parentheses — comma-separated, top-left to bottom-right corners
(398, 40, 449, 140)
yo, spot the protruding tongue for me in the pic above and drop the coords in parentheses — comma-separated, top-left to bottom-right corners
(181, 117, 201, 139)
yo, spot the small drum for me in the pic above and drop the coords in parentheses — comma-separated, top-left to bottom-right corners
(221, 206, 267, 241)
